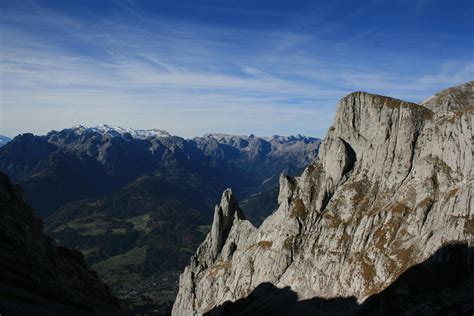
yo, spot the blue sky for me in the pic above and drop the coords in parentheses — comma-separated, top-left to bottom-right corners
(1, 0, 473, 138)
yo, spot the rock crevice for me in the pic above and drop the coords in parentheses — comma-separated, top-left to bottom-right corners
(172, 82, 474, 315)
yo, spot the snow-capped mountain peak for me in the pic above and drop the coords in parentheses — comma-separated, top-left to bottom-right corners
(71, 124, 171, 139)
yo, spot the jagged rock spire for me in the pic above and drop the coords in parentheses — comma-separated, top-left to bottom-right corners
(173, 81, 474, 316)
(210, 189, 244, 260)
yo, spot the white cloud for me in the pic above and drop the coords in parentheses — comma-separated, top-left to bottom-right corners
(0, 5, 472, 138)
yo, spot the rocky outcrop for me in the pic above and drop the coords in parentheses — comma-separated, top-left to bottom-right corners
(172, 82, 474, 315)
(0, 172, 124, 315)
(421, 80, 473, 111)
(210, 189, 245, 260)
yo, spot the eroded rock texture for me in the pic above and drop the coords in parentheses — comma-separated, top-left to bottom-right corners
(173, 81, 474, 315)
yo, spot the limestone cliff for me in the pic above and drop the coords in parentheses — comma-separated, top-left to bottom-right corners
(172, 81, 474, 315)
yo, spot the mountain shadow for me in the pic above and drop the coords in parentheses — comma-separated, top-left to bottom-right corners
(205, 243, 474, 315)
(0, 172, 124, 316)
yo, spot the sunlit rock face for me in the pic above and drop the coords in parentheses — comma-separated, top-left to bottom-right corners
(173, 81, 473, 316)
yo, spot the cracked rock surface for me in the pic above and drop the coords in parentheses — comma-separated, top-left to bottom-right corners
(172, 82, 474, 315)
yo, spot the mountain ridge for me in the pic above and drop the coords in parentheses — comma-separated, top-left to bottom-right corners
(0, 128, 320, 219)
(19, 124, 320, 143)
(0, 135, 10, 148)
(68, 124, 172, 139)
(173, 81, 473, 315)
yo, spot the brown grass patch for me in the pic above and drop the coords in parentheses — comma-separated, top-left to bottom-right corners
(258, 240, 273, 249)
(352, 253, 376, 283)
(291, 198, 307, 219)
(417, 197, 433, 209)
(325, 213, 343, 229)
(283, 236, 294, 250)
(392, 202, 409, 213)
(464, 218, 474, 235)
(206, 260, 232, 278)
(444, 188, 459, 200)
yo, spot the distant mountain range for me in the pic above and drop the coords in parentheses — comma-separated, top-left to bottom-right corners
(0, 135, 10, 147)
(0, 126, 320, 314)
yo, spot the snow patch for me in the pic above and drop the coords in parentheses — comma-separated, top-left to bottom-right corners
(71, 124, 171, 139)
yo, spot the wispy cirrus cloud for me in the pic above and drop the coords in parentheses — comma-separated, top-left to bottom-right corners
(0, 1, 472, 138)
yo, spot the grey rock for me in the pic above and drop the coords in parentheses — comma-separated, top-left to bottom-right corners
(210, 189, 245, 260)
(421, 80, 473, 112)
(172, 81, 474, 315)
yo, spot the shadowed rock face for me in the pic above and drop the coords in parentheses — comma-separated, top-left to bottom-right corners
(204, 244, 474, 316)
(173, 81, 474, 315)
(0, 172, 124, 316)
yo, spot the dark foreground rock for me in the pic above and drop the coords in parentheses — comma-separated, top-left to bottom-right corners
(0, 172, 125, 315)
